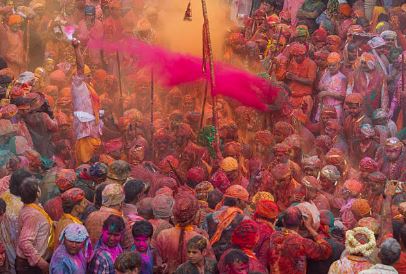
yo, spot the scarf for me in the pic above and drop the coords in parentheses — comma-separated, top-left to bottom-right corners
(63, 213, 82, 224)
(26, 203, 55, 250)
(210, 207, 243, 245)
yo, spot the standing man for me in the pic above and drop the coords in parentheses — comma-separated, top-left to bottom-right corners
(71, 39, 101, 164)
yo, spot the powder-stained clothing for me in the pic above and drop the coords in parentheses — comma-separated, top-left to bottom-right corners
(174, 258, 218, 274)
(44, 196, 63, 221)
(268, 229, 332, 274)
(16, 205, 51, 266)
(88, 239, 122, 274)
(286, 58, 317, 98)
(328, 255, 373, 274)
(318, 71, 347, 120)
(50, 244, 86, 274)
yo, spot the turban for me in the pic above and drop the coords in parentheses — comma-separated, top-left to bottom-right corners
(351, 199, 371, 217)
(0, 104, 18, 119)
(290, 42, 306, 56)
(267, 14, 279, 25)
(102, 183, 124, 207)
(314, 49, 330, 60)
(327, 35, 341, 46)
(359, 157, 378, 173)
(273, 143, 290, 153)
(89, 162, 108, 178)
(152, 194, 174, 219)
(271, 163, 291, 180)
(220, 157, 238, 172)
(302, 156, 322, 169)
(25, 92, 45, 111)
(325, 148, 344, 165)
(344, 179, 363, 196)
(274, 121, 295, 136)
(385, 137, 404, 148)
(339, 3, 352, 16)
(60, 223, 89, 243)
(61, 187, 85, 204)
(345, 93, 363, 104)
(210, 171, 231, 193)
(345, 227, 376, 256)
(357, 217, 380, 235)
(372, 108, 388, 120)
(224, 142, 242, 156)
(380, 30, 397, 40)
(93, 69, 107, 83)
(254, 200, 278, 219)
(84, 5, 96, 15)
(231, 220, 259, 249)
(284, 134, 301, 149)
(360, 52, 376, 70)
(367, 171, 386, 184)
(224, 185, 249, 202)
(347, 24, 363, 35)
(295, 25, 309, 38)
(254, 130, 273, 146)
(296, 202, 320, 231)
(251, 191, 274, 204)
(155, 186, 173, 197)
(195, 181, 214, 201)
(312, 28, 327, 43)
(368, 36, 386, 49)
(327, 52, 341, 64)
(187, 167, 205, 184)
(107, 160, 130, 182)
(56, 169, 77, 192)
(320, 165, 341, 182)
(302, 176, 321, 190)
(173, 194, 199, 226)
(8, 14, 22, 26)
(158, 155, 179, 173)
(360, 124, 375, 138)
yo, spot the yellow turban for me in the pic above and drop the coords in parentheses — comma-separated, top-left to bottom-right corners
(220, 157, 238, 172)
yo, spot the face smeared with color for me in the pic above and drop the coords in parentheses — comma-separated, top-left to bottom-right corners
(64, 239, 85, 255)
(346, 103, 361, 117)
(385, 146, 402, 161)
(133, 235, 150, 253)
(226, 260, 249, 274)
(102, 229, 122, 248)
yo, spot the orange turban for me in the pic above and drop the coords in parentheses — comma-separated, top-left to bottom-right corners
(254, 200, 279, 219)
(327, 52, 341, 64)
(351, 198, 371, 217)
(224, 185, 249, 202)
(290, 42, 306, 56)
(345, 93, 363, 104)
(254, 130, 273, 146)
(93, 69, 107, 83)
(339, 3, 352, 17)
(8, 15, 22, 26)
(344, 179, 363, 196)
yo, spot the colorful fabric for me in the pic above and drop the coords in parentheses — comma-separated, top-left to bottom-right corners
(254, 130, 273, 145)
(209, 206, 243, 245)
(357, 217, 380, 235)
(327, 52, 341, 64)
(219, 157, 238, 172)
(101, 183, 124, 207)
(254, 200, 279, 219)
(88, 238, 123, 274)
(328, 255, 373, 273)
(50, 244, 87, 274)
(344, 179, 363, 196)
(290, 42, 306, 55)
(61, 188, 85, 204)
(173, 194, 199, 226)
(224, 185, 249, 202)
(152, 194, 174, 219)
(359, 157, 378, 172)
(75, 137, 102, 164)
(231, 219, 259, 251)
(351, 199, 371, 217)
(339, 3, 352, 16)
(56, 169, 77, 192)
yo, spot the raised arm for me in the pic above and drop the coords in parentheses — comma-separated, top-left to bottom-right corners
(72, 39, 84, 76)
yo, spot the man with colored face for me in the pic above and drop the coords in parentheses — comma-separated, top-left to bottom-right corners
(88, 215, 125, 274)
(223, 249, 250, 274)
(377, 137, 406, 181)
(131, 220, 155, 274)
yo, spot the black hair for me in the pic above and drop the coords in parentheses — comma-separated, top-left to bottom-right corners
(124, 180, 145, 203)
(377, 13, 389, 23)
(94, 183, 108, 209)
(55, 140, 69, 155)
(102, 214, 125, 233)
(10, 169, 32, 196)
(356, 17, 369, 27)
(224, 249, 249, 266)
(62, 198, 81, 214)
(380, 238, 401, 265)
(137, 197, 154, 220)
(207, 189, 223, 210)
(19, 177, 40, 204)
(223, 197, 238, 207)
(132, 220, 153, 238)
(0, 57, 7, 70)
(114, 251, 141, 272)
(0, 198, 6, 214)
(186, 235, 207, 252)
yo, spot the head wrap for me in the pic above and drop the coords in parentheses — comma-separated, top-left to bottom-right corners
(273, 142, 290, 153)
(360, 124, 375, 138)
(344, 179, 363, 196)
(251, 191, 274, 204)
(152, 194, 174, 219)
(8, 14, 22, 26)
(61, 187, 85, 204)
(380, 30, 397, 40)
(187, 167, 205, 184)
(224, 185, 249, 202)
(173, 194, 199, 226)
(302, 176, 321, 190)
(314, 49, 330, 61)
(345, 227, 376, 256)
(107, 160, 130, 182)
(274, 121, 295, 137)
(271, 163, 291, 180)
(231, 220, 259, 249)
(339, 3, 352, 16)
(267, 14, 279, 25)
(155, 186, 173, 197)
(302, 156, 322, 170)
(158, 155, 179, 173)
(345, 93, 363, 104)
(368, 36, 386, 49)
(351, 198, 371, 217)
(320, 165, 341, 182)
(89, 162, 108, 179)
(254, 130, 273, 146)
(210, 171, 231, 193)
(347, 24, 363, 35)
(254, 200, 278, 219)
(327, 52, 341, 64)
(386, 137, 404, 148)
(367, 171, 386, 184)
(284, 134, 301, 149)
(359, 157, 378, 173)
(195, 181, 214, 201)
(102, 183, 124, 207)
(327, 35, 341, 47)
(56, 169, 77, 192)
(223, 142, 242, 157)
(290, 42, 306, 56)
(84, 5, 95, 15)
(60, 223, 89, 243)
(295, 25, 309, 38)
(360, 52, 376, 70)
(312, 28, 328, 43)
(220, 157, 238, 172)
(357, 217, 380, 235)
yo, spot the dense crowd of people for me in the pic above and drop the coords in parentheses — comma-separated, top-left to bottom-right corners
(2, 0, 406, 273)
